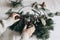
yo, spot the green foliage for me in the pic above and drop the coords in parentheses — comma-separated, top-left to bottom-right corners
(11, 0, 22, 7)
(46, 19, 54, 26)
(48, 13, 54, 17)
(55, 12, 60, 16)
(35, 5, 38, 9)
(46, 19, 54, 30)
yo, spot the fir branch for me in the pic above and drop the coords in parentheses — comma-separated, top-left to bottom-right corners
(55, 12, 60, 16)
(10, 0, 22, 7)
(48, 13, 54, 17)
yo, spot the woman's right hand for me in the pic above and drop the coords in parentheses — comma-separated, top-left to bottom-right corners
(22, 24, 35, 37)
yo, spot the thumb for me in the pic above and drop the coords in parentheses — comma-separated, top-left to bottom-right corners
(23, 25, 27, 31)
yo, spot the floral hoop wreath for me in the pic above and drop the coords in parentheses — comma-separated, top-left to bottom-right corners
(6, 1, 54, 40)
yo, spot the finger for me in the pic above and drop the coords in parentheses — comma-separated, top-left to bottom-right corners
(30, 26, 35, 33)
(27, 25, 35, 31)
(15, 19, 20, 22)
(23, 25, 27, 31)
(30, 25, 35, 30)
(28, 24, 35, 29)
(12, 13, 20, 19)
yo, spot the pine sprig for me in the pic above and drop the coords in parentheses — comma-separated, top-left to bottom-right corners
(10, 0, 22, 7)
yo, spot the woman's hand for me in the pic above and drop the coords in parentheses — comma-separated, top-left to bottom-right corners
(23, 24, 35, 37)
